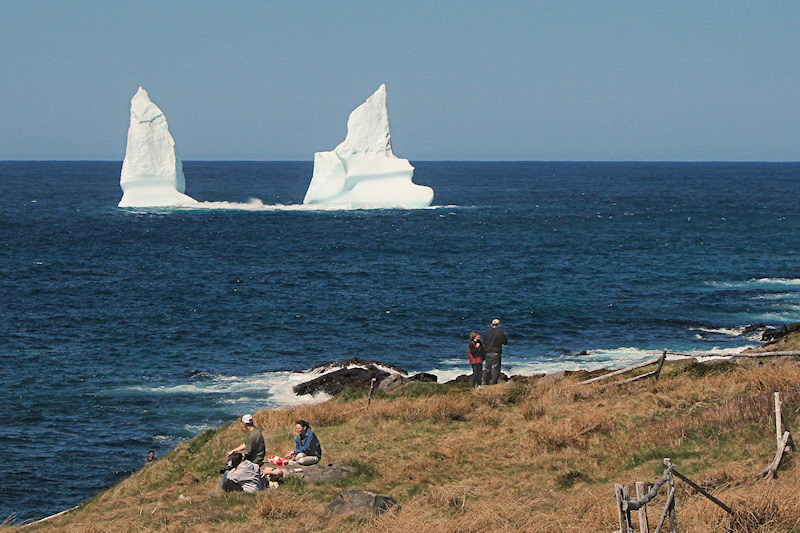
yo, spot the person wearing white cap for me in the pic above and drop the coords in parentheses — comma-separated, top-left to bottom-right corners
(225, 414, 266, 466)
(482, 318, 508, 385)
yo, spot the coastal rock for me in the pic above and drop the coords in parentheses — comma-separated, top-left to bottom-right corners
(308, 357, 408, 375)
(408, 372, 438, 383)
(378, 373, 408, 392)
(280, 462, 357, 484)
(327, 489, 398, 517)
(762, 321, 800, 342)
(742, 323, 767, 336)
(293, 365, 390, 396)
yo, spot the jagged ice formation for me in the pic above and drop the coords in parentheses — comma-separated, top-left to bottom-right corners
(118, 87, 197, 207)
(303, 84, 433, 208)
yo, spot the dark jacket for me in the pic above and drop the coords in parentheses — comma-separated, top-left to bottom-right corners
(482, 326, 508, 354)
(469, 339, 485, 364)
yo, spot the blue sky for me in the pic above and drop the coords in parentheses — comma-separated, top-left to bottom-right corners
(1, 2, 798, 161)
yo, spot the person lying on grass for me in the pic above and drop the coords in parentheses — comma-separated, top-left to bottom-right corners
(285, 419, 322, 466)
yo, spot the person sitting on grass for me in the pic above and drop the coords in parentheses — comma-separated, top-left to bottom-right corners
(225, 414, 266, 466)
(285, 420, 322, 466)
(216, 452, 263, 494)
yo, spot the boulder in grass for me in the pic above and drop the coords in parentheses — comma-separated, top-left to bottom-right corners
(279, 462, 357, 484)
(327, 489, 398, 517)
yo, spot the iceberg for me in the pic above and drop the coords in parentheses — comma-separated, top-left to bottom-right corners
(303, 84, 433, 208)
(118, 87, 197, 207)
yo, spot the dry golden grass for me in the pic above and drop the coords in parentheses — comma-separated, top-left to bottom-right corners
(11, 357, 800, 532)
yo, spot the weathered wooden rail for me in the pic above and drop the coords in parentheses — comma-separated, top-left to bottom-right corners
(613, 389, 797, 531)
(756, 391, 796, 480)
(580, 350, 667, 386)
(614, 458, 732, 533)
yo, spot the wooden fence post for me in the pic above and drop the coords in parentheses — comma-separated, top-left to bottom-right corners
(653, 487, 675, 533)
(616, 483, 630, 533)
(774, 391, 797, 453)
(654, 350, 667, 380)
(775, 392, 783, 448)
(635, 481, 650, 533)
(664, 458, 678, 533)
(367, 378, 376, 407)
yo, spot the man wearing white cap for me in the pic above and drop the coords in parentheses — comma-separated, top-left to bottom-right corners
(482, 319, 508, 385)
(225, 414, 266, 466)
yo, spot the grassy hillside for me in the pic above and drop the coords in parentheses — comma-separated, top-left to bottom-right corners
(11, 353, 800, 532)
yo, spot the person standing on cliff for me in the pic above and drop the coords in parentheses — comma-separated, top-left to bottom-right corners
(482, 318, 508, 385)
(226, 414, 266, 466)
(468, 331, 485, 388)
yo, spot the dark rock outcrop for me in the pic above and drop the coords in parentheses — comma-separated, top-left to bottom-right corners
(293, 365, 390, 396)
(327, 489, 398, 517)
(307, 357, 408, 375)
(742, 323, 767, 336)
(408, 372, 438, 383)
(762, 322, 800, 342)
(294, 359, 437, 396)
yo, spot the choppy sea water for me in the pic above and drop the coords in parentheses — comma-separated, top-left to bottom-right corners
(2, 161, 800, 521)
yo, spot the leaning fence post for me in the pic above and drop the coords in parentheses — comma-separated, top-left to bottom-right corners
(635, 481, 650, 533)
(367, 378, 376, 407)
(653, 487, 675, 533)
(774, 391, 797, 453)
(654, 350, 667, 380)
(775, 392, 783, 448)
(615, 483, 630, 533)
(664, 458, 678, 533)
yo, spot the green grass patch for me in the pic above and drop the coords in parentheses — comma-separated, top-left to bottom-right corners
(684, 361, 740, 377)
(555, 470, 592, 489)
(391, 381, 452, 398)
(334, 386, 379, 401)
(188, 425, 226, 454)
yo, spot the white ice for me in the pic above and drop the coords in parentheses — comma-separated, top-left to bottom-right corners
(303, 84, 433, 208)
(118, 87, 197, 208)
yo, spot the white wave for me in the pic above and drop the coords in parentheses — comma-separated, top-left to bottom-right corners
(129, 199, 460, 212)
(689, 326, 744, 337)
(426, 342, 770, 380)
(153, 434, 184, 446)
(750, 293, 798, 300)
(741, 312, 800, 323)
(117, 370, 332, 408)
(426, 347, 669, 380)
(706, 278, 800, 289)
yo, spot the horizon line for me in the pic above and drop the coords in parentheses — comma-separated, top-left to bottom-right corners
(2, 159, 799, 164)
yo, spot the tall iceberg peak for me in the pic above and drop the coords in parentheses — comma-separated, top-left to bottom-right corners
(118, 87, 197, 208)
(303, 84, 433, 208)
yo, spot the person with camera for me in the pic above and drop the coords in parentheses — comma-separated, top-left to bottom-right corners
(468, 331, 485, 388)
(225, 414, 266, 466)
(285, 420, 322, 466)
(215, 452, 263, 493)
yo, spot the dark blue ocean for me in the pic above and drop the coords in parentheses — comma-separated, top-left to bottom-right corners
(2, 161, 800, 521)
